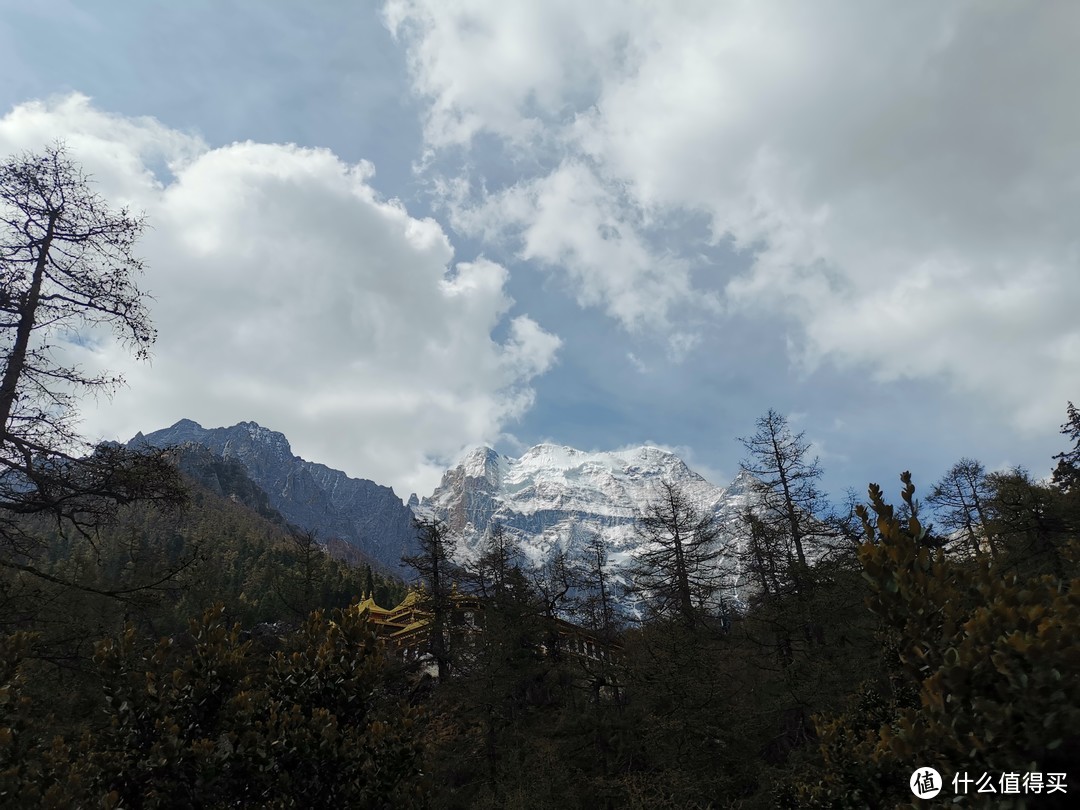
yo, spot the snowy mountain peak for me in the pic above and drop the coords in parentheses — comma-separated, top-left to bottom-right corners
(459, 446, 505, 483)
(419, 442, 742, 580)
(511, 443, 695, 483)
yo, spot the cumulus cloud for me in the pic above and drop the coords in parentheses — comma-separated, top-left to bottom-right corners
(384, 0, 1080, 429)
(0, 94, 560, 497)
(449, 160, 702, 333)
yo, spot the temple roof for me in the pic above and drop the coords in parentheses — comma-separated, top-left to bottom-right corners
(355, 596, 391, 615)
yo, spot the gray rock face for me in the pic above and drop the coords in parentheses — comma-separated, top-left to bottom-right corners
(130, 420, 416, 571)
(170, 442, 285, 525)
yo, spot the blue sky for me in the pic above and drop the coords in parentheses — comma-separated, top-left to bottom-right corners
(1, 1, 1076, 503)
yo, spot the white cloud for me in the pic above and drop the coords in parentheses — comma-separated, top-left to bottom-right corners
(382, 0, 633, 149)
(0, 94, 560, 497)
(450, 161, 700, 332)
(385, 0, 1080, 430)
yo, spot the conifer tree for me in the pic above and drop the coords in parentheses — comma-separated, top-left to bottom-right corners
(363, 564, 375, 600)
(984, 466, 1067, 577)
(926, 457, 993, 555)
(738, 409, 828, 587)
(1052, 400, 1080, 493)
(795, 472, 1079, 808)
(581, 530, 616, 640)
(623, 480, 724, 627)
(467, 522, 517, 601)
(402, 515, 458, 679)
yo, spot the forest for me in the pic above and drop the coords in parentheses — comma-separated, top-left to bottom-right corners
(2, 148, 1077, 809)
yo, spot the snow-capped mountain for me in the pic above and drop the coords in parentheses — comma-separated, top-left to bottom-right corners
(419, 443, 754, 592)
(128, 419, 758, 605)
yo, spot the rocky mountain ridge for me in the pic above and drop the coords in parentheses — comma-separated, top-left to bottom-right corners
(130, 422, 753, 604)
(129, 420, 417, 571)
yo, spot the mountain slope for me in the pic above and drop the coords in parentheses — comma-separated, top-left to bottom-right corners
(420, 444, 754, 605)
(130, 420, 416, 571)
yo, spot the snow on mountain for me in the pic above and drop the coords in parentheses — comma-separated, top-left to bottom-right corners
(419, 443, 754, 607)
(129, 420, 762, 607)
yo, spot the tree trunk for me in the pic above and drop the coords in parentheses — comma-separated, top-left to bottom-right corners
(0, 213, 56, 440)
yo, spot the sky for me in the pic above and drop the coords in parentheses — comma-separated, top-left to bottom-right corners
(0, 1, 1076, 503)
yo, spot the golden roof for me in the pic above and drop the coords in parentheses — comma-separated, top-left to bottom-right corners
(355, 596, 391, 615)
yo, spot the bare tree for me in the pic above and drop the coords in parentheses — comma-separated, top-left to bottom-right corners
(738, 410, 827, 586)
(926, 458, 993, 556)
(467, 522, 519, 601)
(580, 530, 616, 640)
(623, 480, 725, 627)
(531, 543, 577, 622)
(0, 144, 186, 596)
(735, 504, 788, 601)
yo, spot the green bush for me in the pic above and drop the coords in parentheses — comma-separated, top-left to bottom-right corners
(795, 473, 1080, 807)
(1, 606, 425, 809)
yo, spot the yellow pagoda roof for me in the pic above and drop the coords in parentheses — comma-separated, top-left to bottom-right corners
(396, 587, 424, 607)
(355, 596, 391, 615)
(389, 620, 429, 637)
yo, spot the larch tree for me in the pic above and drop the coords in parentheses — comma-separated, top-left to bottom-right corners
(0, 144, 185, 597)
(581, 529, 616, 641)
(466, 522, 518, 602)
(623, 480, 725, 628)
(925, 458, 994, 556)
(738, 409, 827, 588)
(735, 503, 788, 602)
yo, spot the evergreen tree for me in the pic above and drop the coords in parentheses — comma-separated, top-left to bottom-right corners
(402, 515, 458, 679)
(984, 466, 1068, 577)
(2, 605, 427, 808)
(794, 472, 1079, 809)
(1051, 400, 1080, 493)
(273, 527, 320, 616)
(363, 564, 375, 600)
